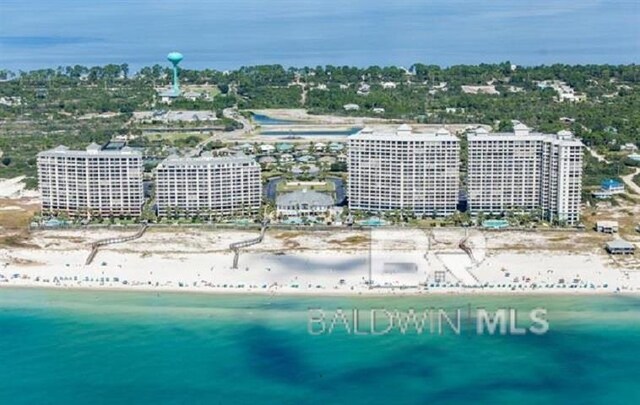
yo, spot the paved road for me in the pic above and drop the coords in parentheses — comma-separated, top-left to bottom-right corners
(223, 108, 255, 134)
(192, 108, 255, 156)
(585, 146, 610, 164)
(621, 167, 640, 196)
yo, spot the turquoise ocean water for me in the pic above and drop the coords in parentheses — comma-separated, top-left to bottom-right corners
(1, 288, 639, 404)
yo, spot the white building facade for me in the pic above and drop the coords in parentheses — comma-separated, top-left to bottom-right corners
(155, 154, 262, 217)
(37, 144, 144, 217)
(348, 125, 460, 216)
(467, 125, 583, 224)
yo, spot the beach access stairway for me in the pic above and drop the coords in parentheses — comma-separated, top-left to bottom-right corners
(230, 220, 269, 269)
(85, 225, 148, 265)
(436, 253, 481, 287)
(425, 229, 482, 287)
(456, 234, 482, 286)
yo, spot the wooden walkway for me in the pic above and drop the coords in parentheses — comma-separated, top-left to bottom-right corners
(229, 220, 269, 269)
(85, 225, 148, 265)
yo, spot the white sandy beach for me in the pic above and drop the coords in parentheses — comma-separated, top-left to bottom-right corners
(0, 176, 39, 199)
(1, 227, 639, 295)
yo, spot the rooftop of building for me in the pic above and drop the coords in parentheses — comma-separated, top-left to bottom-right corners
(467, 125, 583, 146)
(276, 189, 334, 207)
(350, 124, 458, 142)
(601, 179, 623, 189)
(38, 143, 141, 158)
(606, 239, 635, 250)
(157, 153, 257, 167)
(258, 156, 277, 163)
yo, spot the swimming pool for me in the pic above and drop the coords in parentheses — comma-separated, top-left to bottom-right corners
(356, 217, 387, 226)
(482, 219, 509, 229)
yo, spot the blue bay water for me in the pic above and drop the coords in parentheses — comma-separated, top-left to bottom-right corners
(1, 288, 640, 404)
(0, 0, 638, 71)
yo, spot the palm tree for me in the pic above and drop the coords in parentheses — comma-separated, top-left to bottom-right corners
(477, 211, 485, 226)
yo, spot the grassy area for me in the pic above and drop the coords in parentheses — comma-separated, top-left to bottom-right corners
(184, 85, 221, 98)
(0, 234, 39, 248)
(273, 231, 305, 240)
(0, 201, 38, 230)
(262, 170, 285, 178)
(0, 200, 39, 247)
(409, 219, 449, 227)
(616, 207, 640, 236)
(0, 116, 125, 184)
(144, 133, 208, 148)
(548, 235, 570, 242)
(327, 235, 370, 246)
(145, 133, 208, 142)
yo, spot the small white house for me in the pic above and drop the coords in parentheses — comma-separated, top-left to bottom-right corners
(606, 239, 635, 255)
(238, 143, 254, 152)
(596, 221, 619, 234)
(329, 142, 345, 152)
(183, 91, 202, 101)
(297, 155, 315, 163)
(258, 156, 277, 167)
(279, 153, 294, 163)
(357, 83, 370, 95)
(0, 96, 21, 106)
(318, 156, 336, 166)
(382, 82, 397, 89)
(343, 104, 360, 111)
(260, 144, 275, 154)
(592, 179, 625, 199)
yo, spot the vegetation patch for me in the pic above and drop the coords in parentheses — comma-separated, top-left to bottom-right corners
(328, 234, 370, 246)
(0, 234, 38, 249)
(274, 231, 305, 240)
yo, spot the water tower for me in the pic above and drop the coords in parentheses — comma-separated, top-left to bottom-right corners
(167, 52, 184, 95)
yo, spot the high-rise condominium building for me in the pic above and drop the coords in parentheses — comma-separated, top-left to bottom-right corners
(37, 143, 144, 217)
(467, 124, 583, 224)
(155, 154, 262, 217)
(348, 124, 460, 216)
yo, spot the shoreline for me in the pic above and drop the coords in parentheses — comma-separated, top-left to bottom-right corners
(2, 282, 637, 297)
